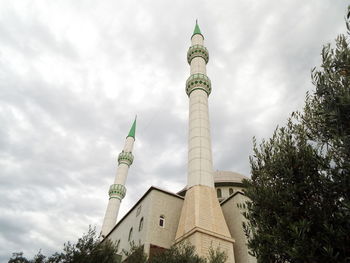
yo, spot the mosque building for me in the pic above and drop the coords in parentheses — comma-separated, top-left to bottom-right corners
(100, 21, 256, 263)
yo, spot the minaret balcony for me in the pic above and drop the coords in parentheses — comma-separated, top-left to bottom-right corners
(108, 184, 126, 200)
(187, 45, 209, 64)
(186, 73, 212, 96)
(118, 151, 134, 166)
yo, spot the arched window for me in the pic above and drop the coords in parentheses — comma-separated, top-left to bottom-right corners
(128, 227, 133, 241)
(136, 205, 142, 217)
(139, 217, 144, 231)
(217, 188, 222, 198)
(159, 215, 165, 227)
(229, 188, 234, 195)
(116, 239, 120, 252)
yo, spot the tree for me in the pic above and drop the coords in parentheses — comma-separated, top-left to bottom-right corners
(31, 252, 46, 263)
(149, 242, 227, 263)
(9, 230, 228, 263)
(206, 247, 228, 263)
(46, 226, 120, 263)
(243, 6, 350, 263)
(8, 227, 121, 263)
(8, 253, 30, 263)
(149, 242, 205, 263)
(122, 242, 148, 263)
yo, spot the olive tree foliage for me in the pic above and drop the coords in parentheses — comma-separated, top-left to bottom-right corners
(8, 252, 30, 263)
(149, 242, 227, 263)
(122, 242, 148, 263)
(149, 242, 205, 263)
(243, 6, 350, 263)
(9, 231, 228, 263)
(206, 247, 228, 263)
(9, 250, 47, 263)
(122, 241, 228, 263)
(8, 227, 120, 263)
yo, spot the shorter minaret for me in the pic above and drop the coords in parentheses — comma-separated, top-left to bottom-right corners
(101, 118, 136, 237)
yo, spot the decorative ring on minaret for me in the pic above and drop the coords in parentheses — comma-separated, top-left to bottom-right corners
(118, 151, 134, 166)
(187, 45, 209, 64)
(186, 73, 212, 96)
(109, 184, 126, 200)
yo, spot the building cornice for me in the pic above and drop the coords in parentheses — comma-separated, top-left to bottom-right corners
(175, 226, 235, 245)
(219, 190, 245, 206)
(215, 181, 244, 187)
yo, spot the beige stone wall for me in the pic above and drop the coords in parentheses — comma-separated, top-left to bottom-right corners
(147, 190, 184, 249)
(221, 193, 257, 263)
(185, 231, 235, 263)
(107, 192, 152, 259)
(176, 185, 235, 262)
(176, 186, 231, 239)
(107, 188, 183, 260)
(105, 187, 257, 263)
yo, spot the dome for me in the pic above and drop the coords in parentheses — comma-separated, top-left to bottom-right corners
(177, 170, 248, 196)
(214, 170, 249, 184)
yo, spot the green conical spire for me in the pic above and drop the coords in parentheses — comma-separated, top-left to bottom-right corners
(192, 19, 203, 38)
(127, 117, 137, 139)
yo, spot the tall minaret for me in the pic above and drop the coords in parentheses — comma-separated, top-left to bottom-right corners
(101, 118, 136, 237)
(175, 22, 235, 262)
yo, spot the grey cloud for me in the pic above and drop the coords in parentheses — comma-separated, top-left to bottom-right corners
(0, 0, 348, 261)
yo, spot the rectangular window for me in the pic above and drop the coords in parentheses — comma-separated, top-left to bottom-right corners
(159, 216, 165, 227)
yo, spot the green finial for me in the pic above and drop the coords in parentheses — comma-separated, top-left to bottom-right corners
(192, 19, 203, 38)
(127, 116, 137, 139)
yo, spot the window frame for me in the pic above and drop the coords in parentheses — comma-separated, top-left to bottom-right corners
(128, 227, 133, 241)
(139, 217, 144, 232)
(159, 215, 165, 228)
(217, 188, 222, 198)
(229, 188, 234, 195)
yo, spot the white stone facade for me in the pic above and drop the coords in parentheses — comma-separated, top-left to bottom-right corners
(105, 187, 184, 261)
(187, 30, 213, 188)
(100, 23, 257, 263)
(175, 23, 237, 261)
(222, 193, 257, 263)
(188, 89, 214, 188)
(103, 172, 256, 263)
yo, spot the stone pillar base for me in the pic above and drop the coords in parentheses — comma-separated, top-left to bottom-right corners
(175, 185, 235, 262)
(176, 227, 235, 263)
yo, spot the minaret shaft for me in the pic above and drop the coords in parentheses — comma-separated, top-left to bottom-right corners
(101, 121, 136, 237)
(190, 58, 207, 74)
(187, 31, 213, 188)
(187, 90, 214, 187)
(114, 137, 134, 185)
(175, 22, 235, 262)
(102, 198, 122, 237)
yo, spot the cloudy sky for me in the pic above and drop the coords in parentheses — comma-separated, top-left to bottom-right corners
(0, 0, 348, 261)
